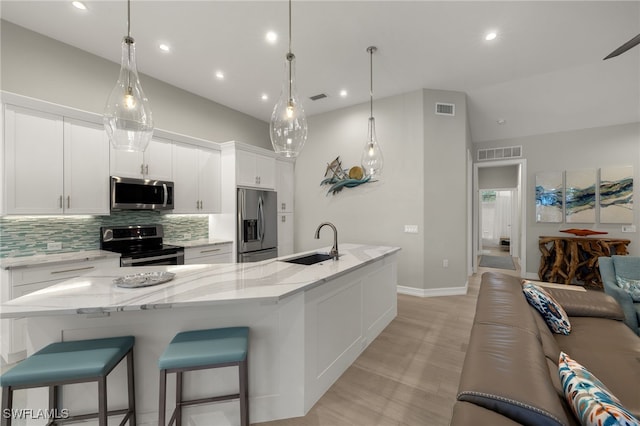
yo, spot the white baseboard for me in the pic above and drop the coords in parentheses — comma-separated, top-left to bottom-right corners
(397, 281, 468, 297)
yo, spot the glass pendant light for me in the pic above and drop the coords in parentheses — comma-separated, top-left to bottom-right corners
(104, 0, 153, 152)
(270, 0, 308, 158)
(361, 46, 384, 178)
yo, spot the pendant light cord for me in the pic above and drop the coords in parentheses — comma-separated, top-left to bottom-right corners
(127, 0, 131, 38)
(367, 46, 376, 119)
(287, 0, 293, 104)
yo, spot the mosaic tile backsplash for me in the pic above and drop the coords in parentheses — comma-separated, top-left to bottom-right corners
(0, 212, 209, 258)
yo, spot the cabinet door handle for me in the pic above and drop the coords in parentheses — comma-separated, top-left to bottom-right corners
(281, 203, 286, 210)
(145, 164, 149, 175)
(281, 215, 286, 222)
(140, 164, 145, 175)
(51, 266, 94, 275)
(200, 248, 221, 254)
(67, 196, 70, 209)
(59, 195, 63, 209)
(200, 200, 203, 209)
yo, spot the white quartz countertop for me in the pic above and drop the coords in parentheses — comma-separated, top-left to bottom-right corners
(0, 244, 400, 319)
(0, 250, 121, 270)
(165, 238, 233, 248)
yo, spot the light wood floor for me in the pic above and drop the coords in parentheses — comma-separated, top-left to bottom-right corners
(257, 257, 521, 426)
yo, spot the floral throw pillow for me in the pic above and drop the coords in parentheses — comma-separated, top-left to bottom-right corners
(522, 281, 571, 335)
(558, 352, 640, 426)
(615, 275, 640, 302)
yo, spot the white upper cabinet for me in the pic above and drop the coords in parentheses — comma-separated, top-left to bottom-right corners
(276, 160, 294, 213)
(173, 143, 221, 213)
(236, 149, 276, 189)
(3, 105, 109, 215)
(110, 137, 173, 181)
(63, 119, 110, 214)
(4, 105, 64, 214)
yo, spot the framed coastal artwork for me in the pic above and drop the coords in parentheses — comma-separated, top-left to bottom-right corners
(535, 171, 563, 223)
(565, 169, 596, 223)
(599, 166, 633, 224)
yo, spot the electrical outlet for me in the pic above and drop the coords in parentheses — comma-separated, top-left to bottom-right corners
(404, 225, 419, 234)
(47, 242, 62, 250)
(621, 225, 636, 233)
(183, 233, 192, 240)
(443, 259, 449, 268)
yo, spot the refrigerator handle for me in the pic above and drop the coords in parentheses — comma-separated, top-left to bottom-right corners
(258, 196, 265, 241)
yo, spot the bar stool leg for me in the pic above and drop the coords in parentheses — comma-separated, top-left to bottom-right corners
(98, 376, 107, 426)
(48, 385, 59, 426)
(127, 349, 136, 425)
(1, 386, 13, 426)
(239, 359, 249, 426)
(175, 371, 183, 426)
(158, 370, 167, 426)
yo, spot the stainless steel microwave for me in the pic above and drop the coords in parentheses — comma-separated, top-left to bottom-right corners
(110, 176, 174, 210)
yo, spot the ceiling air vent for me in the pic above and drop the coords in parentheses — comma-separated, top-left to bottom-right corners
(309, 93, 328, 101)
(435, 103, 455, 116)
(477, 146, 523, 161)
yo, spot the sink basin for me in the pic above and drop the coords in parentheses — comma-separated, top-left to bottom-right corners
(282, 253, 335, 265)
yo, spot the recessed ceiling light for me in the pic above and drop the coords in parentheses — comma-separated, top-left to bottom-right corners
(485, 32, 498, 41)
(497, 119, 506, 125)
(215, 71, 225, 80)
(158, 43, 170, 52)
(72, 1, 87, 10)
(261, 94, 269, 101)
(266, 31, 278, 44)
(339, 90, 348, 98)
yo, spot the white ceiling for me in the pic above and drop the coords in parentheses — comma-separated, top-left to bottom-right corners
(2, 1, 639, 143)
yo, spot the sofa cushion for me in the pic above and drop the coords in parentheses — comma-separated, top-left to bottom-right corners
(558, 352, 640, 426)
(475, 273, 541, 337)
(457, 322, 572, 426)
(554, 317, 640, 418)
(451, 401, 527, 426)
(523, 283, 572, 335)
(543, 286, 625, 320)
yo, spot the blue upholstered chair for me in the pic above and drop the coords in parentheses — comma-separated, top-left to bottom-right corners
(599, 256, 640, 336)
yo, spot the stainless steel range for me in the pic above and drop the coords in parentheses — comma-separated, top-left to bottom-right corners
(100, 224, 184, 266)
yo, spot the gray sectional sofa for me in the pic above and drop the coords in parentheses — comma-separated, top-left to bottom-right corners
(450, 272, 640, 426)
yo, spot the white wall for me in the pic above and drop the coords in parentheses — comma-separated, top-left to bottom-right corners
(295, 88, 470, 293)
(0, 21, 270, 149)
(294, 90, 425, 290)
(479, 165, 519, 189)
(475, 122, 640, 276)
(423, 90, 469, 292)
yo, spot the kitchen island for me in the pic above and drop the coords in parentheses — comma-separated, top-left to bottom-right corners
(0, 244, 399, 425)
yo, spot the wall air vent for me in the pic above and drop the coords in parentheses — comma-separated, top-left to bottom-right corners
(435, 103, 455, 116)
(477, 146, 523, 161)
(309, 93, 328, 101)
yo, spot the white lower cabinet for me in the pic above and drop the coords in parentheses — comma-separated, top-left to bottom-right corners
(184, 243, 232, 264)
(1, 257, 119, 365)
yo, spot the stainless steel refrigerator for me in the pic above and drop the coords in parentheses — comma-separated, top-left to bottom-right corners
(237, 188, 278, 262)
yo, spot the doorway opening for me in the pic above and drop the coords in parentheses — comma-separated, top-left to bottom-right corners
(472, 159, 527, 275)
(479, 189, 517, 257)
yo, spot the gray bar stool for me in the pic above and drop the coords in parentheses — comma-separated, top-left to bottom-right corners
(158, 327, 249, 426)
(0, 335, 136, 426)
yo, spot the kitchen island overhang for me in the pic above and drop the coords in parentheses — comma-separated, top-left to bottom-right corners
(1, 244, 400, 425)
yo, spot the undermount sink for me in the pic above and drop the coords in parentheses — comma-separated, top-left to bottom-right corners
(282, 253, 335, 265)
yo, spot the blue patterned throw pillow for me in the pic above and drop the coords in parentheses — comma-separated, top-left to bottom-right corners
(615, 275, 640, 302)
(559, 352, 640, 426)
(522, 281, 571, 335)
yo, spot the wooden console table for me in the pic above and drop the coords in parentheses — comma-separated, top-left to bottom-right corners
(538, 236, 630, 288)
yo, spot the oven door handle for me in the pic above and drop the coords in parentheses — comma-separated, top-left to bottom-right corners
(121, 253, 180, 266)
